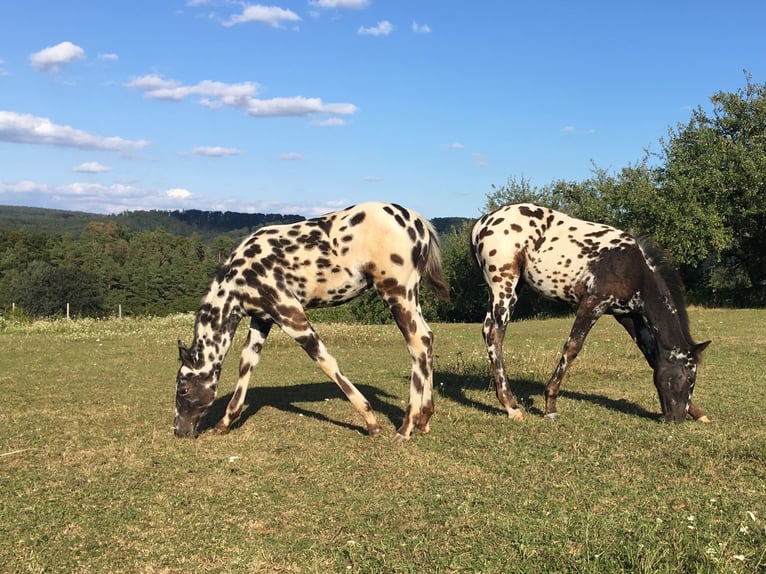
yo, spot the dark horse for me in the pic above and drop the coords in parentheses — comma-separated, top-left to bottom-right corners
(174, 202, 450, 442)
(471, 203, 711, 423)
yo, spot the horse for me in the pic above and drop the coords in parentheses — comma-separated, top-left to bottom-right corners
(174, 202, 450, 442)
(471, 203, 711, 423)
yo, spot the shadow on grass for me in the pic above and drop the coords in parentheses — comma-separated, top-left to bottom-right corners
(435, 369, 660, 422)
(200, 381, 403, 437)
(201, 371, 660, 437)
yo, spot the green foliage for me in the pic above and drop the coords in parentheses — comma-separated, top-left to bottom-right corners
(658, 74, 766, 302)
(12, 261, 105, 317)
(428, 222, 486, 322)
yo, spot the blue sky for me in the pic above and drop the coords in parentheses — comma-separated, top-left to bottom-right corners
(1, 1, 764, 219)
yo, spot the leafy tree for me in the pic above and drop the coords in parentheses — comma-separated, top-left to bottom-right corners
(13, 261, 105, 317)
(427, 223, 485, 322)
(657, 74, 766, 303)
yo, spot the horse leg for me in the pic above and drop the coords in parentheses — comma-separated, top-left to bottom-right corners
(687, 401, 710, 422)
(278, 309, 382, 437)
(482, 293, 523, 420)
(615, 314, 658, 369)
(215, 317, 273, 433)
(615, 315, 710, 422)
(544, 300, 604, 420)
(385, 292, 437, 442)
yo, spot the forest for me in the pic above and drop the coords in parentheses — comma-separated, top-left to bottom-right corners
(1, 77, 764, 320)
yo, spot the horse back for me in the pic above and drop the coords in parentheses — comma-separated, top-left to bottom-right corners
(473, 203, 638, 303)
(228, 202, 437, 309)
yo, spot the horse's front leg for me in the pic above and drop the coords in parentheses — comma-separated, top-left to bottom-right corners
(483, 298, 523, 420)
(544, 300, 603, 420)
(688, 400, 711, 423)
(215, 317, 272, 433)
(279, 312, 381, 437)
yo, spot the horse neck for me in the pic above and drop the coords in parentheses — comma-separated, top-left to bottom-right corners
(640, 270, 692, 355)
(191, 284, 244, 372)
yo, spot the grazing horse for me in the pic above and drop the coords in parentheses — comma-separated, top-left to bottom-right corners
(174, 202, 450, 442)
(471, 203, 711, 423)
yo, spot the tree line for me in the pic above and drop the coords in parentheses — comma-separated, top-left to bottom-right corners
(1, 76, 763, 320)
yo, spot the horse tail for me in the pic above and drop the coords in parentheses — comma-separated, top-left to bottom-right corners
(423, 220, 451, 302)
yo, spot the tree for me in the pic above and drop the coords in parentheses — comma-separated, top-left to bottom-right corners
(13, 261, 105, 317)
(425, 223, 486, 322)
(657, 74, 766, 303)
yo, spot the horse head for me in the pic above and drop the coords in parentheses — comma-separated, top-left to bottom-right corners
(654, 341, 710, 422)
(174, 340, 220, 438)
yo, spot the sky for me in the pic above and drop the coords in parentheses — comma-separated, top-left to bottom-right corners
(1, 1, 765, 220)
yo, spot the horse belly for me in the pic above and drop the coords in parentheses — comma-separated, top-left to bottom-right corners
(524, 248, 591, 304)
(300, 265, 370, 308)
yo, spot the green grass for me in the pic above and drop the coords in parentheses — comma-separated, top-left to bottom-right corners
(1, 309, 764, 573)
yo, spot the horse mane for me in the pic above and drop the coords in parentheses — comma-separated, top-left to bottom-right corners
(636, 235, 694, 345)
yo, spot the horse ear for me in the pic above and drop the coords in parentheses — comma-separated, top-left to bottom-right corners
(693, 340, 711, 361)
(178, 340, 195, 367)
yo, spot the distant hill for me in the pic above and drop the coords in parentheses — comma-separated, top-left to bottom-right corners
(0, 205, 474, 241)
(0, 205, 305, 241)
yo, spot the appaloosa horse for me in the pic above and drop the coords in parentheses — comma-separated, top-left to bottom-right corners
(174, 202, 450, 442)
(471, 203, 711, 423)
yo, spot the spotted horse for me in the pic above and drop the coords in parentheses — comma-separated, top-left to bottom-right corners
(174, 202, 450, 442)
(471, 203, 711, 423)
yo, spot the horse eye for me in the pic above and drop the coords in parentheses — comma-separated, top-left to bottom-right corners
(178, 387, 189, 396)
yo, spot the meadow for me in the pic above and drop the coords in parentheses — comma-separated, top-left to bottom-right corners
(1, 309, 764, 573)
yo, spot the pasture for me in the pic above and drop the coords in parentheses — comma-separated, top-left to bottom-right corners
(1, 309, 764, 573)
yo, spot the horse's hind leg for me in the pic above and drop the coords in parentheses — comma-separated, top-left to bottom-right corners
(384, 289, 437, 442)
(278, 307, 382, 437)
(483, 292, 524, 420)
(215, 317, 273, 433)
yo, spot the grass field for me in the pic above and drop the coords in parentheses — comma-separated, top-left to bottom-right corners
(1, 308, 764, 573)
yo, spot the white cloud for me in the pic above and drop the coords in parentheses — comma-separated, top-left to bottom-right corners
(472, 153, 489, 167)
(127, 74, 258, 102)
(187, 146, 241, 157)
(224, 5, 301, 27)
(278, 152, 303, 161)
(358, 20, 393, 36)
(0, 111, 150, 151)
(29, 41, 85, 72)
(562, 126, 575, 133)
(166, 188, 193, 199)
(412, 21, 431, 34)
(310, 0, 370, 8)
(98, 53, 119, 61)
(311, 117, 346, 127)
(127, 74, 356, 118)
(243, 96, 357, 117)
(0, 180, 47, 194)
(73, 162, 112, 173)
(450, 142, 464, 149)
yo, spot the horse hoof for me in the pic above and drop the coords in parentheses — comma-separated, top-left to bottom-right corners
(696, 415, 711, 423)
(367, 425, 382, 438)
(214, 423, 231, 434)
(544, 412, 559, 421)
(507, 408, 524, 421)
(392, 433, 408, 443)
